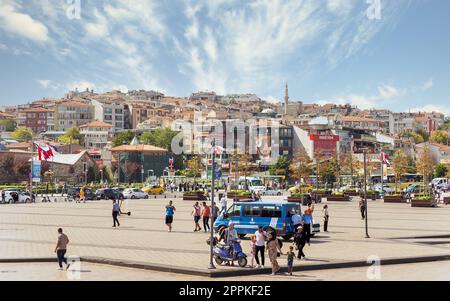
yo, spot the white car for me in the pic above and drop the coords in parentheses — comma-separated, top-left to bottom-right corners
(123, 188, 149, 199)
(373, 184, 395, 194)
(262, 187, 282, 196)
(3, 191, 33, 204)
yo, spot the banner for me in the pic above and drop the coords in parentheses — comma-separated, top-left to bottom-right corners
(32, 161, 41, 183)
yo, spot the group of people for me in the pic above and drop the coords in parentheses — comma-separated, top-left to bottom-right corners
(191, 201, 219, 232)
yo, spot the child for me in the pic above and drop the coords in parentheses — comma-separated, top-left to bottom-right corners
(287, 246, 295, 276)
(250, 235, 257, 268)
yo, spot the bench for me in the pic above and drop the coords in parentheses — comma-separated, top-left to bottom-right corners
(384, 196, 407, 204)
(443, 197, 450, 205)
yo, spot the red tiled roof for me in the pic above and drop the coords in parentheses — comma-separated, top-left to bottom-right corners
(343, 116, 380, 123)
(110, 145, 168, 153)
(57, 101, 90, 107)
(22, 107, 53, 113)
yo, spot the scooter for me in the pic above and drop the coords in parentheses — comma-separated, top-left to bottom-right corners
(208, 237, 247, 267)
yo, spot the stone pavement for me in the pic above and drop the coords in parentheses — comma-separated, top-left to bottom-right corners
(0, 196, 450, 277)
(2, 260, 450, 281)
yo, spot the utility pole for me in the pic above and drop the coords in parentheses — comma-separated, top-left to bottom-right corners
(209, 139, 216, 270)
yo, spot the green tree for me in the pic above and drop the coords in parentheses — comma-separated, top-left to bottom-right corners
(269, 156, 290, 177)
(401, 131, 424, 144)
(434, 163, 448, 178)
(429, 130, 449, 145)
(140, 128, 184, 170)
(11, 127, 33, 142)
(186, 156, 202, 184)
(112, 131, 135, 147)
(392, 150, 408, 192)
(0, 119, 17, 131)
(58, 127, 81, 145)
(439, 121, 450, 131)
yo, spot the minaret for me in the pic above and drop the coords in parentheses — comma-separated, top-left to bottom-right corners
(284, 83, 289, 117)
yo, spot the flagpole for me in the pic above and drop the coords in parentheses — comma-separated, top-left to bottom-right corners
(30, 138, 33, 199)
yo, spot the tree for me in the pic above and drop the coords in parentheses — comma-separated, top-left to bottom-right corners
(269, 155, 290, 177)
(140, 128, 184, 170)
(112, 131, 135, 147)
(186, 156, 202, 184)
(11, 127, 33, 142)
(439, 121, 450, 131)
(289, 148, 312, 193)
(434, 163, 448, 178)
(0, 119, 17, 131)
(58, 127, 81, 145)
(406, 155, 417, 174)
(401, 130, 425, 144)
(392, 150, 408, 191)
(339, 150, 361, 186)
(430, 130, 449, 145)
(416, 145, 435, 190)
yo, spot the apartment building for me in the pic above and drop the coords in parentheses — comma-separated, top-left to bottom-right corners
(342, 116, 382, 132)
(17, 107, 54, 134)
(55, 101, 94, 131)
(79, 120, 113, 149)
(91, 99, 126, 133)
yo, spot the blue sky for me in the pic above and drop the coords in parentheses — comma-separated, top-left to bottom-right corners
(0, 0, 449, 115)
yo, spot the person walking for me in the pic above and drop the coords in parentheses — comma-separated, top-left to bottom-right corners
(287, 245, 295, 276)
(254, 226, 267, 269)
(191, 202, 202, 232)
(54, 228, 70, 270)
(112, 200, 121, 227)
(294, 225, 307, 259)
(79, 186, 85, 203)
(266, 233, 282, 275)
(212, 202, 220, 222)
(323, 205, 329, 232)
(165, 201, 176, 232)
(219, 195, 227, 215)
(302, 204, 314, 245)
(359, 199, 366, 220)
(250, 235, 257, 268)
(201, 201, 211, 232)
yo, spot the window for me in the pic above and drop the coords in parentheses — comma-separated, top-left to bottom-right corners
(261, 206, 281, 218)
(115, 109, 123, 114)
(104, 115, 112, 121)
(226, 204, 241, 217)
(243, 206, 262, 217)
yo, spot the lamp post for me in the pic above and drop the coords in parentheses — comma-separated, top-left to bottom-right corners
(363, 148, 370, 239)
(208, 139, 219, 270)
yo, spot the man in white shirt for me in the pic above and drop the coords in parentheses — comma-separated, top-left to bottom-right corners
(292, 210, 302, 231)
(254, 226, 267, 268)
(220, 196, 227, 215)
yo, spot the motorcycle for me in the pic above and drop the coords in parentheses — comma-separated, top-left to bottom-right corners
(207, 237, 247, 267)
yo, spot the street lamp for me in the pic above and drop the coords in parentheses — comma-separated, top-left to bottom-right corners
(208, 139, 217, 270)
(362, 148, 370, 239)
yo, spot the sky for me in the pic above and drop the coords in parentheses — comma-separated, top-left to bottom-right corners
(0, 0, 449, 115)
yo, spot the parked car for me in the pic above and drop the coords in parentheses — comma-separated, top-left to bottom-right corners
(3, 191, 33, 204)
(429, 178, 449, 188)
(214, 201, 320, 241)
(68, 187, 98, 200)
(404, 184, 427, 194)
(123, 188, 149, 199)
(373, 184, 395, 194)
(262, 187, 282, 196)
(142, 185, 164, 195)
(95, 188, 124, 200)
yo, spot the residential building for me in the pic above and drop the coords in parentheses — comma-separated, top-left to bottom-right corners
(55, 101, 94, 132)
(79, 120, 113, 149)
(16, 107, 54, 134)
(91, 99, 126, 133)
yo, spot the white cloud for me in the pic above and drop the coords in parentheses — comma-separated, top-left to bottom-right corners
(326, 0, 356, 15)
(0, 4, 49, 43)
(85, 10, 109, 38)
(330, 84, 407, 110)
(410, 105, 450, 117)
(37, 80, 52, 88)
(422, 78, 434, 91)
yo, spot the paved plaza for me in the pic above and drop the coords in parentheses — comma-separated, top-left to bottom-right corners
(1, 195, 450, 280)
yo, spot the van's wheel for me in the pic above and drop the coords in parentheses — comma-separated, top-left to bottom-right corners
(282, 234, 292, 241)
(25, 198, 31, 203)
(214, 256, 223, 265)
(238, 257, 247, 268)
(239, 234, 246, 239)
(131, 195, 136, 199)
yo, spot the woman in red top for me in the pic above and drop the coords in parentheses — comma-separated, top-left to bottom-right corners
(201, 201, 211, 232)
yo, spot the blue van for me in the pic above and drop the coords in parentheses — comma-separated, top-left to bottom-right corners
(214, 202, 320, 240)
